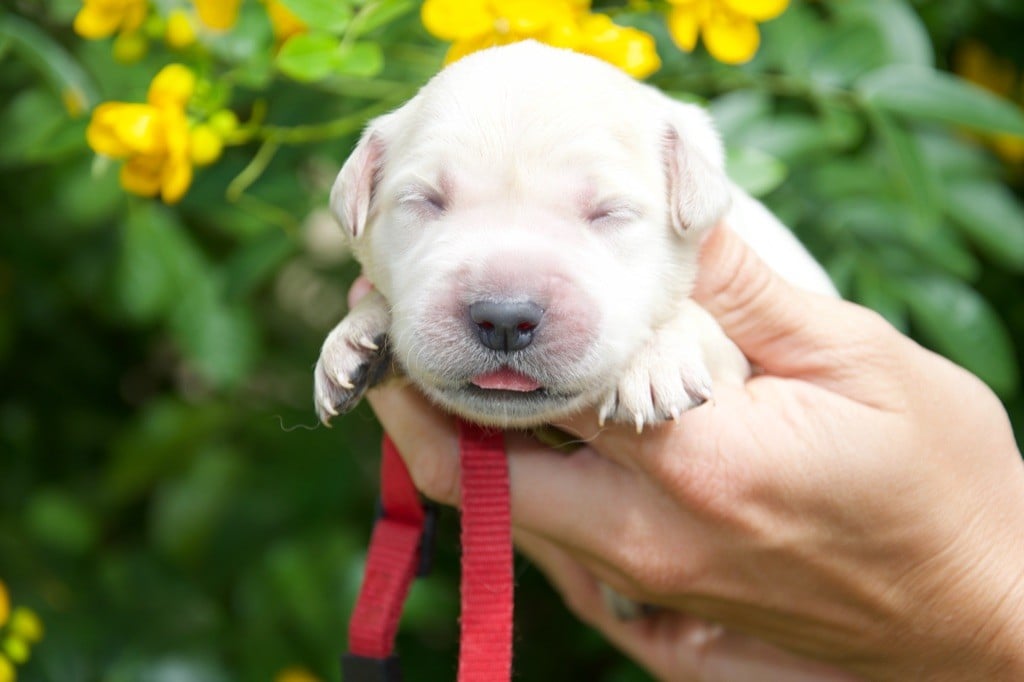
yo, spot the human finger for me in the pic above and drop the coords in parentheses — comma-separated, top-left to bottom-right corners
(367, 388, 701, 564)
(693, 225, 908, 397)
(516, 529, 861, 682)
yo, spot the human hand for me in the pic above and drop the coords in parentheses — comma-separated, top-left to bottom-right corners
(357, 224, 1024, 680)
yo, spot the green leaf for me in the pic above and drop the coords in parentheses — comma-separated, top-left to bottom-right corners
(170, 275, 258, 388)
(0, 87, 67, 164)
(350, 0, 417, 35)
(279, 0, 353, 33)
(867, 109, 940, 223)
(275, 32, 343, 82)
(151, 448, 243, 563)
(808, 23, 887, 88)
(858, 65, 1024, 136)
(812, 158, 892, 199)
(223, 231, 297, 299)
(900, 276, 1019, 396)
(757, 4, 823, 74)
(854, 267, 908, 331)
(709, 90, 770, 139)
(829, 198, 978, 279)
(25, 488, 99, 555)
(726, 146, 787, 197)
(118, 205, 203, 323)
(730, 115, 827, 162)
(335, 41, 384, 78)
(834, 0, 933, 67)
(0, 13, 98, 113)
(944, 180, 1024, 271)
(915, 129, 999, 180)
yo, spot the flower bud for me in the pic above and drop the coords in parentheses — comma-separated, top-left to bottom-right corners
(190, 125, 224, 166)
(1, 637, 27, 666)
(166, 10, 197, 49)
(112, 31, 148, 63)
(8, 609, 43, 644)
(208, 110, 239, 137)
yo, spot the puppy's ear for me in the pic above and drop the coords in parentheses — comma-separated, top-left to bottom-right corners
(330, 124, 386, 239)
(663, 101, 732, 236)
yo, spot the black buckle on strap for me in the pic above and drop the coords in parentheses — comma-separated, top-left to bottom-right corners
(342, 654, 402, 682)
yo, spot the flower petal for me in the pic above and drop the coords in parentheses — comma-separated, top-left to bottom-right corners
(122, 0, 148, 33)
(120, 156, 164, 197)
(422, 0, 492, 42)
(701, 10, 760, 64)
(667, 7, 700, 52)
(147, 64, 196, 110)
(161, 156, 194, 203)
(194, 0, 242, 30)
(576, 14, 660, 78)
(73, 3, 122, 39)
(722, 0, 788, 22)
(87, 103, 165, 157)
(492, 0, 573, 36)
(165, 10, 197, 49)
(264, 0, 307, 41)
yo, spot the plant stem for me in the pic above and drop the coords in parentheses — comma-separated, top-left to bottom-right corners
(226, 137, 279, 201)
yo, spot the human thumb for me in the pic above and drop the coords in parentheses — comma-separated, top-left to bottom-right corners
(693, 223, 886, 379)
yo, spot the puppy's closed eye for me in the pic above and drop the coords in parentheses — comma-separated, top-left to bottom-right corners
(398, 186, 447, 218)
(586, 203, 641, 228)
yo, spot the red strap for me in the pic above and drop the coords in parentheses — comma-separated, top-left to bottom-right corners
(457, 421, 513, 682)
(347, 435, 423, 660)
(346, 424, 514, 681)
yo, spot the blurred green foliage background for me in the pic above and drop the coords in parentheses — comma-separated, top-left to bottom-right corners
(2, 0, 1024, 680)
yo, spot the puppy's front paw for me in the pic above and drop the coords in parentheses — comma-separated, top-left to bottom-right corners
(597, 332, 712, 432)
(596, 300, 751, 432)
(314, 290, 392, 424)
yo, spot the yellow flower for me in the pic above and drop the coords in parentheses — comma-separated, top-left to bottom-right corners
(953, 40, 1024, 164)
(0, 655, 13, 682)
(667, 0, 788, 65)
(194, 0, 242, 31)
(0, 582, 9, 629)
(421, 0, 659, 78)
(86, 64, 197, 203)
(264, 0, 307, 42)
(423, 0, 581, 61)
(574, 13, 660, 79)
(165, 9, 197, 48)
(189, 125, 224, 166)
(74, 0, 148, 39)
(954, 41, 1017, 98)
(8, 609, 44, 644)
(112, 30, 148, 62)
(0, 638, 26, 666)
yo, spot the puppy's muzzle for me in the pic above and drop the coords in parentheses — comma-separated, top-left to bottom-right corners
(469, 300, 543, 352)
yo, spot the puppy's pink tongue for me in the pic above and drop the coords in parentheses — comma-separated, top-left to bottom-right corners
(471, 368, 542, 392)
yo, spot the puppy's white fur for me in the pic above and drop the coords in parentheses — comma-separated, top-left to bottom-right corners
(314, 41, 836, 429)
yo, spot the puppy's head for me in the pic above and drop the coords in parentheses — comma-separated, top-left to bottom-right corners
(331, 41, 731, 427)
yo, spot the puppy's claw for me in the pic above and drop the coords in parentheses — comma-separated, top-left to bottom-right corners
(358, 336, 380, 351)
(336, 375, 356, 390)
(633, 412, 644, 434)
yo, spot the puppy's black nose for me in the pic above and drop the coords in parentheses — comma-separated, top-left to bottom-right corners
(469, 300, 543, 352)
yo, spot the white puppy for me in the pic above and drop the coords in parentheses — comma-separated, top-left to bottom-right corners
(314, 41, 835, 431)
